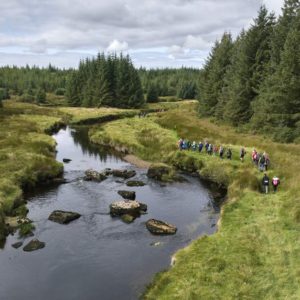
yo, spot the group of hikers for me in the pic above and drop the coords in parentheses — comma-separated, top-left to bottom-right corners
(177, 138, 280, 194)
(178, 139, 233, 160)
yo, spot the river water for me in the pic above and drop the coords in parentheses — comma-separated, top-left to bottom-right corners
(0, 126, 218, 300)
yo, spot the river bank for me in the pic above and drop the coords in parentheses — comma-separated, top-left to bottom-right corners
(0, 125, 218, 300)
(88, 103, 300, 299)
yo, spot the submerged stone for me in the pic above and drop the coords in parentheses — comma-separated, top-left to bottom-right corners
(117, 190, 136, 200)
(48, 210, 81, 224)
(121, 214, 135, 223)
(84, 169, 107, 182)
(112, 169, 136, 179)
(63, 158, 72, 163)
(23, 239, 45, 252)
(12, 241, 23, 249)
(126, 180, 145, 187)
(146, 219, 177, 235)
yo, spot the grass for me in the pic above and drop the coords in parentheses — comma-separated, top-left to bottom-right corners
(59, 106, 138, 124)
(88, 101, 300, 299)
(0, 100, 65, 242)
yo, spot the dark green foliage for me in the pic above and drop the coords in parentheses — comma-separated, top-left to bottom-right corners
(199, 2, 300, 142)
(139, 67, 201, 99)
(199, 32, 233, 117)
(55, 88, 66, 95)
(36, 88, 46, 104)
(147, 84, 159, 102)
(66, 53, 145, 108)
(0, 65, 70, 97)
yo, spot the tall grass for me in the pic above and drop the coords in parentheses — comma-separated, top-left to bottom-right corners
(0, 101, 64, 242)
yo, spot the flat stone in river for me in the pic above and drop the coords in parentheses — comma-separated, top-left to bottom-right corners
(146, 219, 177, 235)
(23, 239, 45, 252)
(112, 169, 136, 179)
(48, 210, 81, 224)
(110, 200, 141, 217)
(84, 169, 107, 182)
(126, 180, 145, 187)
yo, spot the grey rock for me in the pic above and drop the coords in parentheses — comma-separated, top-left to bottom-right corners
(126, 180, 145, 187)
(84, 169, 107, 182)
(12, 241, 23, 249)
(146, 219, 177, 235)
(23, 239, 45, 252)
(112, 169, 136, 179)
(48, 210, 81, 224)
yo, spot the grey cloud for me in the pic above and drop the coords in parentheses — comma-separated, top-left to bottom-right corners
(0, 0, 284, 67)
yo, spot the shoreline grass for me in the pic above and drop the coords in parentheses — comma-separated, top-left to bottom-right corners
(88, 102, 300, 299)
(0, 101, 66, 243)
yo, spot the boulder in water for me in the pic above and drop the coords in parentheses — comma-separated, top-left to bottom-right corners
(63, 158, 72, 163)
(112, 169, 136, 179)
(146, 219, 177, 235)
(139, 202, 148, 213)
(110, 200, 141, 217)
(48, 210, 81, 224)
(126, 180, 145, 187)
(84, 169, 107, 182)
(23, 239, 45, 252)
(117, 190, 136, 200)
(147, 163, 175, 181)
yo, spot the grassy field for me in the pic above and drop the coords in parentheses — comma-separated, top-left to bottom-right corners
(0, 101, 67, 242)
(89, 102, 300, 299)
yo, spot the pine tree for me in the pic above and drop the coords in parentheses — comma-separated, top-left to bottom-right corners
(251, 12, 300, 139)
(147, 84, 159, 103)
(36, 88, 46, 104)
(223, 6, 275, 125)
(198, 33, 233, 116)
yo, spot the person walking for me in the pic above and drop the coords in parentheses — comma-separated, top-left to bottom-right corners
(219, 146, 224, 159)
(258, 154, 265, 172)
(272, 176, 280, 192)
(240, 147, 246, 162)
(226, 148, 232, 160)
(262, 173, 270, 194)
(198, 141, 203, 153)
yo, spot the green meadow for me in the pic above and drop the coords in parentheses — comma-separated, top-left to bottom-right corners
(89, 101, 300, 299)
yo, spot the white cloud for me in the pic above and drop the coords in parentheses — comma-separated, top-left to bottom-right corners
(0, 0, 286, 68)
(107, 39, 129, 52)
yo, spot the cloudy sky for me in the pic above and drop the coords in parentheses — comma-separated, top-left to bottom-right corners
(0, 0, 284, 69)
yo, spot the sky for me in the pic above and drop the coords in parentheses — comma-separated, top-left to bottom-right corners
(0, 0, 284, 69)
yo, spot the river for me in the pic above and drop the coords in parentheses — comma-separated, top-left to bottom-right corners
(0, 126, 219, 300)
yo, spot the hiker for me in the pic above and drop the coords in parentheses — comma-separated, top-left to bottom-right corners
(178, 138, 183, 150)
(198, 141, 203, 153)
(192, 141, 197, 151)
(182, 140, 187, 150)
(264, 152, 270, 171)
(272, 176, 280, 192)
(240, 147, 246, 162)
(208, 144, 213, 155)
(226, 148, 232, 160)
(262, 173, 270, 194)
(213, 145, 219, 156)
(205, 141, 209, 153)
(258, 153, 265, 172)
(187, 140, 191, 150)
(219, 146, 224, 159)
(252, 149, 258, 165)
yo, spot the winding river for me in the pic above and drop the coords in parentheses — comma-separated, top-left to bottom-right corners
(0, 126, 219, 300)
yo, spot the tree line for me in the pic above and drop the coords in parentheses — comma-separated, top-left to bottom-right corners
(0, 65, 70, 105)
(199, 0, 300, 142)
(138, 68, 201, 102)
(66, 53, 144, 108)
